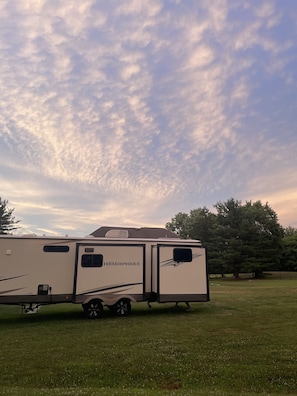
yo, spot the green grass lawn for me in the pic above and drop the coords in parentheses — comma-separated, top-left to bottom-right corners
(0, 278, 296, 395)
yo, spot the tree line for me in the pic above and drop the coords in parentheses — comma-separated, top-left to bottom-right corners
(1, 196, 296, 277)
(166, 198, 297, 277)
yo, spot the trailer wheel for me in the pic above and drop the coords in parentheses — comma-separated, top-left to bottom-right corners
(113, 299, 131, 317)
(83, 300, 103, 319)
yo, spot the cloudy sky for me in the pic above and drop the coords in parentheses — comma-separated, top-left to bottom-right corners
(1, 0, 296, 236)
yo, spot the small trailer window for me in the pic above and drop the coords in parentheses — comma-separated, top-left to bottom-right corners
(173, 248, 192, 263)
(43, 246, 69, 252)
(81, 254, 103, 268)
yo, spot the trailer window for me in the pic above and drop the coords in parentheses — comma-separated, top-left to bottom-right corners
(43, 245, 69, 252)
(81, 254, 103, 268)
(173, 248, 192, 263)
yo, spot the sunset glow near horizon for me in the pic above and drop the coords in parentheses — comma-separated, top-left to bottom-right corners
(1, 1, 296, 236)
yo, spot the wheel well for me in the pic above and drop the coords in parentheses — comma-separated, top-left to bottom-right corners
(81, 297, 102, 306)
(82, 295, 135, 307)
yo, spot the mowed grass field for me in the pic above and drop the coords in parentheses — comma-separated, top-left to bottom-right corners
(0, 276, 296, 395)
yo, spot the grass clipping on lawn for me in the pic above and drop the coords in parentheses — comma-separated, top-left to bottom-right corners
(0, 277, 296, 395)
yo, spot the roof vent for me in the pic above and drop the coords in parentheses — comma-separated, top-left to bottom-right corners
(105, 229, 129, 238)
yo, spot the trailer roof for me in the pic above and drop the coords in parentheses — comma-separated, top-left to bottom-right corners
(90, 226, 180, 239)
(0, 234, 201, 245)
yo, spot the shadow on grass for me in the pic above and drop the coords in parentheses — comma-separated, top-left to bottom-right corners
(0, 301, 211, 325)
(0, 305, 83, 326)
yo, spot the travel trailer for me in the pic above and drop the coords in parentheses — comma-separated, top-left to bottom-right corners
(0, 233, 209, 318)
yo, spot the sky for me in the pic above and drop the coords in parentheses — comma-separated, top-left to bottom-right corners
(1, 0, 297, 237)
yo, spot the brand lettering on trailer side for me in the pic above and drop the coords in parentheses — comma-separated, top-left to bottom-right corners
(103, 261, 140, 266)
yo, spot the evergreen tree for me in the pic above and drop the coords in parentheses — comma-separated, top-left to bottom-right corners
(0, 197, 20, 234)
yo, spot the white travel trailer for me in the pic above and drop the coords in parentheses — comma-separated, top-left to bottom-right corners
(0, 234, 209, 318)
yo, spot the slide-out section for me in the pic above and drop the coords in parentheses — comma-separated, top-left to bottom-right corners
(152, 244, 209, 303)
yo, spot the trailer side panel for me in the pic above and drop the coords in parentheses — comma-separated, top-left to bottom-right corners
(74, 243, 145, 305)
(0, 237, 76, 304)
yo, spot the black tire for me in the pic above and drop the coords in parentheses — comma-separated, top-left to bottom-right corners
(83, 299, 103, 319)
(113, 299, 131, 317)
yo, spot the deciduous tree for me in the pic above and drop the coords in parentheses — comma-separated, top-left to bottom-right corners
(166, 198, 284, 278)
(281, 227, 297, 271)
(214, 199, 283, 278)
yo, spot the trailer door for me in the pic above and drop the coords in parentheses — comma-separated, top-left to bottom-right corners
(73, 243, 145, 303)
(154, 244, 209, 303)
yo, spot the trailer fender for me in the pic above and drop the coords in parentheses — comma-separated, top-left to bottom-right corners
(80, 294, 135, 307)
(105, 294, 136, 306)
